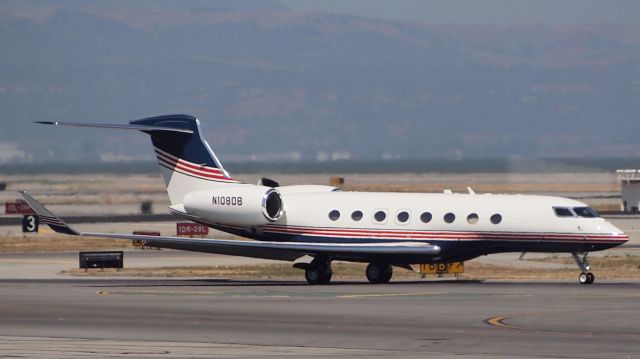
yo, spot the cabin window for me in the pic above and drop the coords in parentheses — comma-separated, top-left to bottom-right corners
(573, 207, 599, 218)
(420, 212, 432, 223)
(397, 211, 410, 223)
(328, 210, 340, 221)
(467, 213, 479, 224)
(444, 212, 455, 223)
(351, 210, 363, 221)
(374, 210, 387, 223)
(490, 214, 502, 224)
(553, 207, 574, 217)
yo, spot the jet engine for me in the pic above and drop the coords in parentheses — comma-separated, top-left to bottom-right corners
(183, 184, 283, 226)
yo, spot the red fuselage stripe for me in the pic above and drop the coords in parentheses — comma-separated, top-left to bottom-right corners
(154, 148, 223, 175)
(156, 153, 237, 182)
(258, 225, 628, 243)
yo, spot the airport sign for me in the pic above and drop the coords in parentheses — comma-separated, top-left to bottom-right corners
(177, 222, 209, 236)
(420, 262, 464, 275)
(22, 215, 39, 233)
(5, 200, 35, 215)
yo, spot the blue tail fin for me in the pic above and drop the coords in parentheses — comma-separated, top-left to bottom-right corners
(130, 115, 238, 204)
(36, 114, 237, 205)
(131, 115, 224, 173)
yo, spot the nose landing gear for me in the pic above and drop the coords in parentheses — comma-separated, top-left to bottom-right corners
(578, 271, 595, 285)
(572, 252, 595, 285)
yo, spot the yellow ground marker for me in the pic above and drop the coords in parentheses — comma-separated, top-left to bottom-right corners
(485, 315, 524, 330)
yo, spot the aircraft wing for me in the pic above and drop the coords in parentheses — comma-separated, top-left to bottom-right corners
(19, 191, 441, 262)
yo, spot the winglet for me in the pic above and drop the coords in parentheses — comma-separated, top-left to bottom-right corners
(18, 191, 80, 235)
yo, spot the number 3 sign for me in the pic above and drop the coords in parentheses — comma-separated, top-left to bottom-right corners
(22, 215, 39, 233)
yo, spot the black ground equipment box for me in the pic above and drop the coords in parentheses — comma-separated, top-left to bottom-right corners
(79, 251, 124, 270)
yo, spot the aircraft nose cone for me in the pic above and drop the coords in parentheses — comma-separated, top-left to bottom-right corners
(604, 222, 627, 240)
(610, 223, 625, 235)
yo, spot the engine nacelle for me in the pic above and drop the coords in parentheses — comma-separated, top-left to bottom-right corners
(183, 184, 283, 226)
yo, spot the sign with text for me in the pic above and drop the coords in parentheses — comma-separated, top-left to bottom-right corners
(22, 215, 39, 233)
(176, 222, 209, 237)
(5, 200, 35, 215)
(420, 262, 464, 275)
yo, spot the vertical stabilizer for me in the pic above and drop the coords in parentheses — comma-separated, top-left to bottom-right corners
(130, 115, 238, 204)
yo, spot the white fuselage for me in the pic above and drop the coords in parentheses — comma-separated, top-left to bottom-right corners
(277, 191, 619, 236)
(180, 184, 627, 263)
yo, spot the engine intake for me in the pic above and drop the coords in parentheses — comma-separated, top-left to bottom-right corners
(262, 188, 283, 221)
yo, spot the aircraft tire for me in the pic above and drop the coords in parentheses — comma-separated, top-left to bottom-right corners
(366, 263, 393, 284)
(586, 272, 595, 284)
(579, 272, 594, 285)
(305, 267, 332, 285)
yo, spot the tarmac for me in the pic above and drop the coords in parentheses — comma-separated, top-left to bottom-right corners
(0, 215, 639, 358)
(0, 259, 639, 358)
(1, 278, 639, 358)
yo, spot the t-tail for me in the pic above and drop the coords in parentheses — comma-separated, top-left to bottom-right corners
(37, 114, 238, 204)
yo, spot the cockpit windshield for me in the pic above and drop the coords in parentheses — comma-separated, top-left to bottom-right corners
(573, 207, 600, 218)
(553, 207, 574, 217)
(553, 206, 600, 218)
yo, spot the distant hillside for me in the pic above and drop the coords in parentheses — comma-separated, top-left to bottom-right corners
(1, 0, 639, 164)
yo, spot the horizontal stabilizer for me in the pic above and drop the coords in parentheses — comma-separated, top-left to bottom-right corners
(35, 121, 193, 134)
(18, 191, 79, 235)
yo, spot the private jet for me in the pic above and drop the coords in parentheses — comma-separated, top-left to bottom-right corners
(20, 114, 628, 284)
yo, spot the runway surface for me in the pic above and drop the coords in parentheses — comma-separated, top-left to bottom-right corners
(1, 278, 639, 358)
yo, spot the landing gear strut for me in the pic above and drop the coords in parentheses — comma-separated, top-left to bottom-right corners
(365, 263, 393, 284)
(572, 252, 595, 285)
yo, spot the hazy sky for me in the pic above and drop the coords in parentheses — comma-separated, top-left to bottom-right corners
(1, 0, 639, 163)
(279, 0, 640, 26)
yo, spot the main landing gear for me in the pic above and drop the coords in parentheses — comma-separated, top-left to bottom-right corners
(295, 259, 396, 285)
(365, 263, 393, 284)
(572, 252, 595, 285)
(305, 264, 332, 285)
(294, 257, 333, 285)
